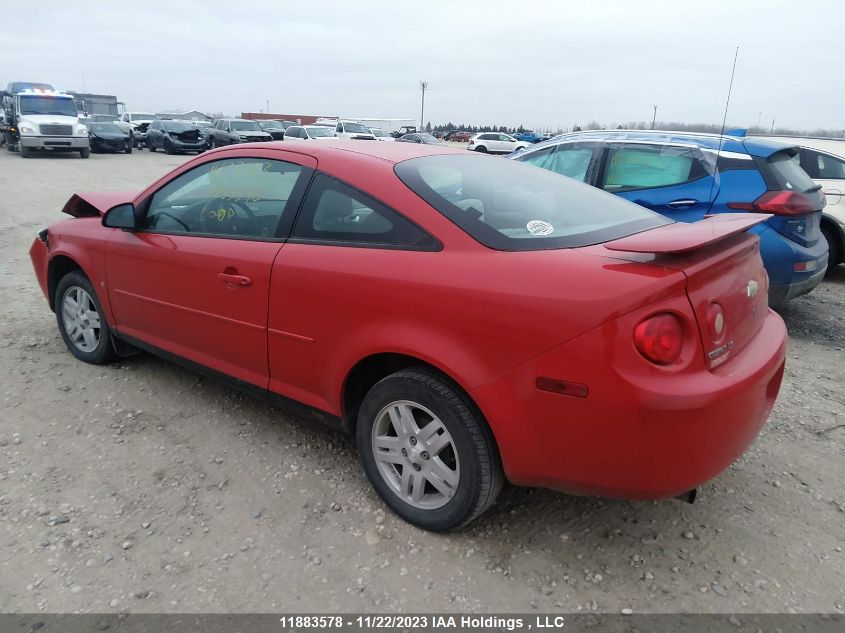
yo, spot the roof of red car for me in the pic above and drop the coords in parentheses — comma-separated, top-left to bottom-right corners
(217, 139, 466, 164)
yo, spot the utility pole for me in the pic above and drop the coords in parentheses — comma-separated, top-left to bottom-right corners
(651, 105, 657, 130)
(419, 81, 428, 131)
(771, 118, 776, 134)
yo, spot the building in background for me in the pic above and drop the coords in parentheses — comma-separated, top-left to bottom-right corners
(157, 110, 212, 122)
(243, 112, 322, 125)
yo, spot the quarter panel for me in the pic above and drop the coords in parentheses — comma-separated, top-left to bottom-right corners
(267, 242, 686, 418)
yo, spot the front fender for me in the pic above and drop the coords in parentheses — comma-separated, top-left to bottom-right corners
(44, 219, 115, 325)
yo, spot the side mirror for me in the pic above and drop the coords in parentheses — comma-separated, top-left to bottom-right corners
(103, 203, 137, 230)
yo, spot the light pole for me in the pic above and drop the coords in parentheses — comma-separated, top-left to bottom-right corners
(266, 99, 270, 114)
(757, 111, 762, 129)
(651, 105, 657, 130)
(419, 81, 428, 132)
(771, 118, 776, 133)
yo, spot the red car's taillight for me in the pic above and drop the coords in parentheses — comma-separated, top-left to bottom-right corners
(727, 190, 819, 216)
(634, 313, 683, 365)
(705, 302, 725, 342)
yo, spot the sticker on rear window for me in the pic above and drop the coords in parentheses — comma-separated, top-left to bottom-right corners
(526, 220, 553, 236)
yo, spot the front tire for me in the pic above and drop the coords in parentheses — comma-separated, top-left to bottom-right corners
(55, 271, 115, 364)
(356, 368, 503, 531)
(79, 148, 90, 158)
(164, 139, 175, 155)
(208, 137, 216, 149)
(20, 144, 32, 158)
(125, 144, 132, 154)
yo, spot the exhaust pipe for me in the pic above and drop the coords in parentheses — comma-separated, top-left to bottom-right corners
(675, 489, 697, 504)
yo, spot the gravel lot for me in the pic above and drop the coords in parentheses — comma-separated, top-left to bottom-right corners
(0, 148, 843, 615)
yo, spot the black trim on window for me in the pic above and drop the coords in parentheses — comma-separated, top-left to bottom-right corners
(288, 172, 442, 251)
(716, 154, 755, 172)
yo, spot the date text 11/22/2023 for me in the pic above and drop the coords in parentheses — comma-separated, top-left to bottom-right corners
(277, 615, 565, 630)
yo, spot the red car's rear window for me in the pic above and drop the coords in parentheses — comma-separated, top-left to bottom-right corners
(395, 155, 670, 251)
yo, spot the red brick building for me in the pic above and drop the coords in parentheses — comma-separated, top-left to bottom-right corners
(242, 112, 327, 125)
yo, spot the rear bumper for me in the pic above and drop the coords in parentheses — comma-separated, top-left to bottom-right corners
(769, 265, 827, 307)
(472, 308, 787, 499)
(20, 136, 88, 150)
(756, 224, 827, 306)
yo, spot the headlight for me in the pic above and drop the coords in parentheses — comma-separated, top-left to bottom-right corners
(19, 125, 35, 134)
(77, 126, 88, 136)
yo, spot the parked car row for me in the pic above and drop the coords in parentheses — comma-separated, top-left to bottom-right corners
(509, 129, 832, 306)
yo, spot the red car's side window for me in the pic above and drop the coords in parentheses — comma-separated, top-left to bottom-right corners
(290, 174, 439, 250)
(141, 158, 310, 240)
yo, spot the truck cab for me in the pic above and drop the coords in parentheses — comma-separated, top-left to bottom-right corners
(2, 87, 90, 158)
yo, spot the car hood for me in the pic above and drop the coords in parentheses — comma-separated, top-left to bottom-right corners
(61, 191, 138, 218)
(19, 114, 78, 124)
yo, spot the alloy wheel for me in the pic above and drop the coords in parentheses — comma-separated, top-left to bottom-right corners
(371, 400, 460, 510)
(61, 286, 101, 353)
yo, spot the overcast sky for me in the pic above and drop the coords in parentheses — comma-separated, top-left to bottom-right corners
(5, 0, 842, 131)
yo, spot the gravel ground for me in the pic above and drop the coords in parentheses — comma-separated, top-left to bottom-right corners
(0, 148, 843, 614)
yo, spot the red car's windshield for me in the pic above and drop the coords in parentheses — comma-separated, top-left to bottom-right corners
(395, 154, 670, 250)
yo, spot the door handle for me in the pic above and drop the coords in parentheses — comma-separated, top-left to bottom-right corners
(666, 199, 699, 208)
(217, 272, 252, 287)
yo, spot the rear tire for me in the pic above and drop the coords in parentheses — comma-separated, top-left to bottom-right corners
(475, 145, 488, 153)
(356, 368, 503, 531)
(148, 142, 155, 152)
(209, 137, 216, 149)
(55, 271, 115, 365)
(125, 144, 132, 154)
(822, 224, 842, 271)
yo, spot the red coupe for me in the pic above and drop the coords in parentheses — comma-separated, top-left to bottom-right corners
(30, 141, 787, 531)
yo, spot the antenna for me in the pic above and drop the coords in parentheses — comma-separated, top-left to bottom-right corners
(707, 46, 739, 208)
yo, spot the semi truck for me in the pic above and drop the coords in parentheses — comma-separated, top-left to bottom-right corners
(1, 82, 90, 158)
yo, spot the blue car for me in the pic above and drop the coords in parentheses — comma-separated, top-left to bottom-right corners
(511, 130, 828, 307)
(513, 130, 546, 143)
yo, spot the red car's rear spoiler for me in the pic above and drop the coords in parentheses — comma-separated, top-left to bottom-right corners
(604, 213, 771, 254)
(61, 191, 138, 218)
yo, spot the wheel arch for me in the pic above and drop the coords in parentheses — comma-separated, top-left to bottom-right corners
(341, 352, 492, 438)
(820, 213, 844, 265)
(47, 255, 84, 311)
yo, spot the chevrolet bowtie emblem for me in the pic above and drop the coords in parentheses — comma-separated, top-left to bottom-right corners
(746, 279, 759, 298)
